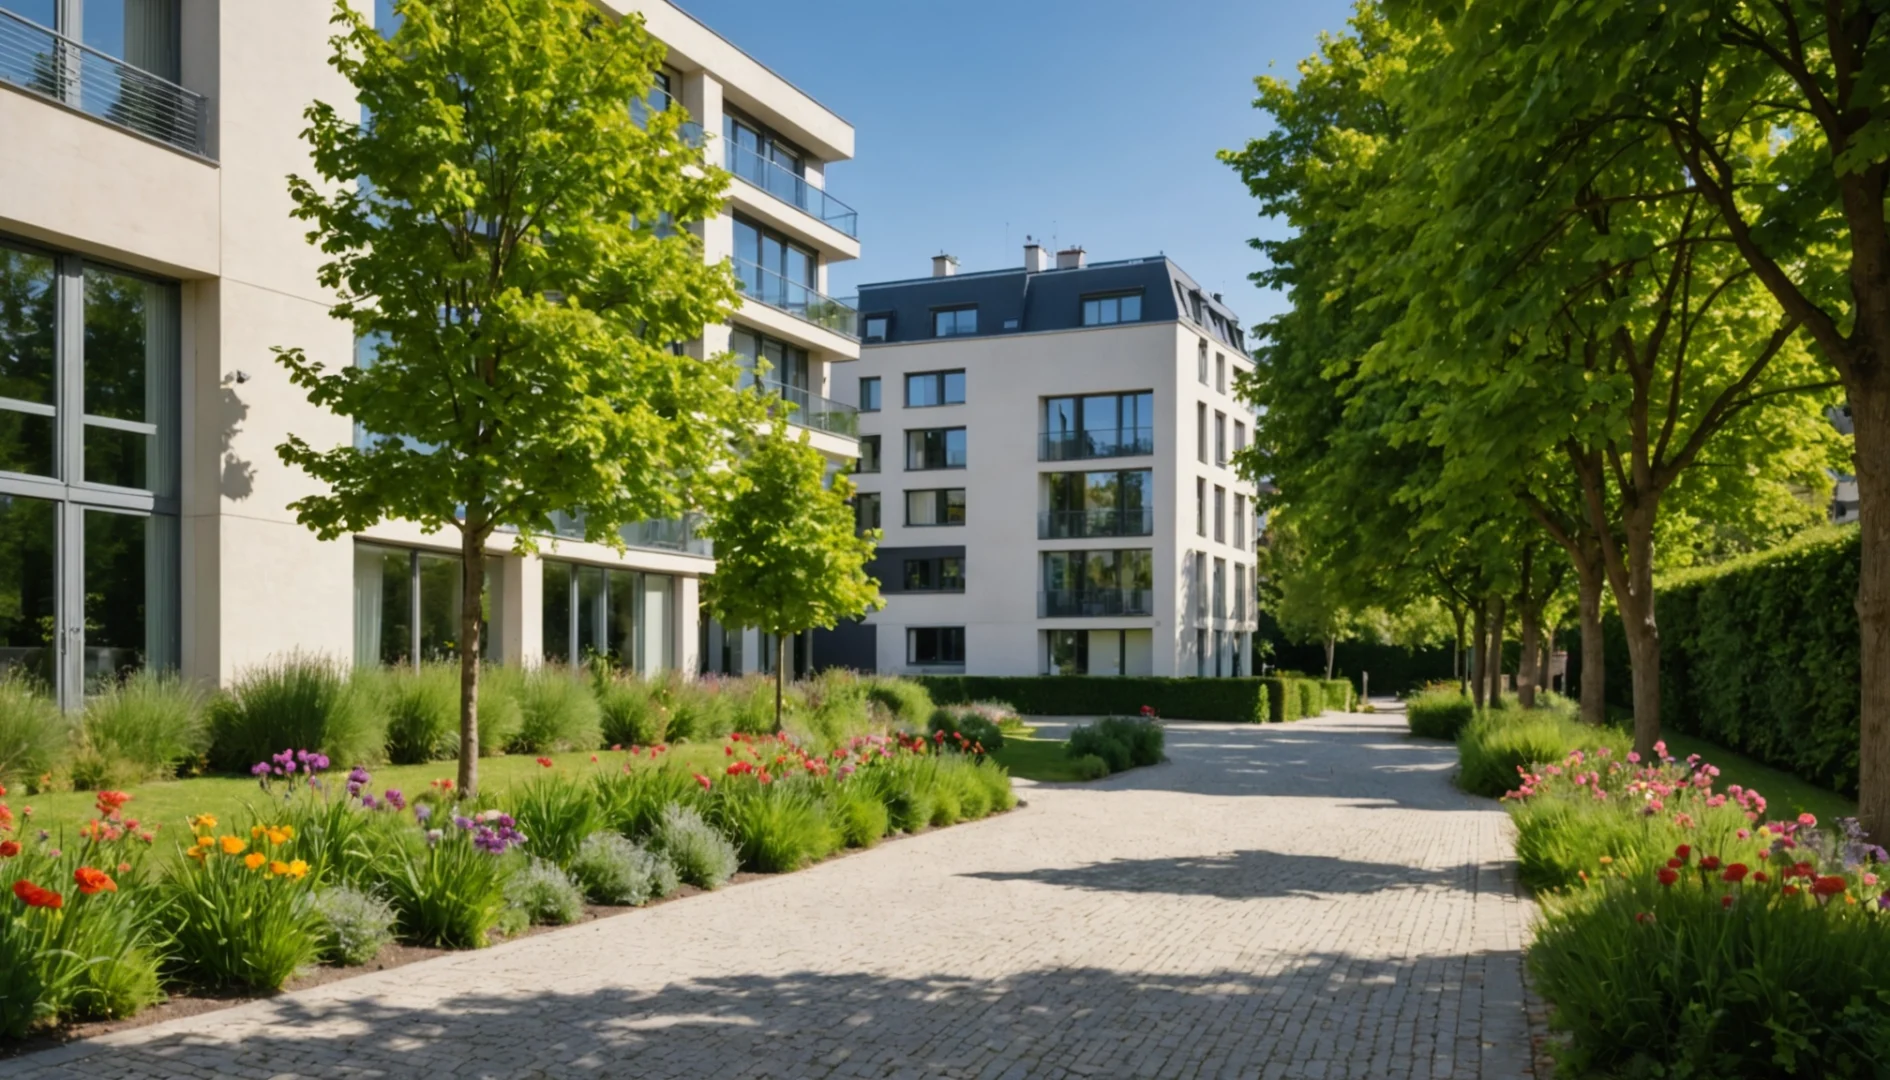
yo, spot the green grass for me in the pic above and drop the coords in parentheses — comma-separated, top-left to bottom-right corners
(1661, 731, 1856, 824)
(989, 736, 1094, 783)
(16, 745, 731, 859)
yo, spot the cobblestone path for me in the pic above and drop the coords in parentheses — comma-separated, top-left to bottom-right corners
(4, 711, 1536, 1079)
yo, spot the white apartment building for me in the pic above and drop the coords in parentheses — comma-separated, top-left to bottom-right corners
(0, 0, 859, 707)
(824, 245, 1260, 678)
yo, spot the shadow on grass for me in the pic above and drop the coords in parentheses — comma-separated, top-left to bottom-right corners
(19, 953, 1533, 1079)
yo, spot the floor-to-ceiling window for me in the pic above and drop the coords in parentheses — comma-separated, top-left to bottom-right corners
(0, 238, 179, 706)
(353, 543, 502, 668)
(540, 559, 674, 672)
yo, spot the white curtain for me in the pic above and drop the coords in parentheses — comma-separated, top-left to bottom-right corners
(353, 547, 384, 667)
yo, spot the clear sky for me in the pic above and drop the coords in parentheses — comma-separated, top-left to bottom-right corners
(677, 0, 1358, 341)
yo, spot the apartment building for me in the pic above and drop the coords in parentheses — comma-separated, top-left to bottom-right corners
(825, 245, 1260, 677)
(0, 0, 860, 707)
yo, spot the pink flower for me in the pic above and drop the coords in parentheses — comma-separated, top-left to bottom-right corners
(1627, 752, 1641, 764)
(1798, 813, 1818, 828)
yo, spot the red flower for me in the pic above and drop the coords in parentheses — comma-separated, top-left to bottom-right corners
(1634, 911, 1655, 924)
(72, 867, 116, 895)
(1783, 884, 1801, 897)
(1812, 875, 1848, 898)
(1699, 856, 1722, 872)
(12, 880, 62, 909)
(1674, 844, 1691, 861)
(725, 745, 735, 756)
(535, 757, 553, 768)
(693, 773, 711, 790)
(1721, 863, 1749, 883)
(1666, 858, 1684, 869)
(94, 790, 131, 818)
(1657, 868, 1679, 886)
(1721, 894, 1735, 909)
(0, 841, 18, 858)
(1753, 871, 1769, 884)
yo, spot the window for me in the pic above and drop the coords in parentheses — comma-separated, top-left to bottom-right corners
(1235, 563, 1247, 621)
(730, 328, 808, 392)
(1197, 340, 1209, 384)
(1042, 469, 1152, 538)
(539, 560, 673, 672)
(906, 427, 966, 470)
(905, 370, 966, 407)
(933, 307, 977, 337)
(724, 108, 815, 211)
(1213, 558, 1227, 619)
(1196, 628, 1208, 677)
(903, 556, 965, 592)
(859, 377, 881, 412)
(1195, 552, 1208, 620)
(1216, 353, 1226, 394)
(1047, 629, 1088, 676)
(1040, 549, 1154, 616)
(1214, 486, 1226, 543)
(908, 626, 965, 665)
(905, 488, 965, 526)
(855, 492, 882, 533)
(1081, 291, 1143, 326)
(1234, 493, 1247, 550)
(864, 315, 890, 343)
(732, 216, 816, 309)
(356, 544, 504, 668)
(1196, 478, 1206, 537)
(1215, 629, 1225, 677)
(1235, 420, 1248, 456)
(1215, 412, 1227, 465)
(1041, 391, 1154, 460)
(1197, 402, 1208, 463)
(858, 435, 880, 474)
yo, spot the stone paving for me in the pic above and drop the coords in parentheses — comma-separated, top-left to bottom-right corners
(3, 710, 1537, 1079)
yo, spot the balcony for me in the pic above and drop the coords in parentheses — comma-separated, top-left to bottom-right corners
(1038, 508, 1155, 540)
(726, 139, 859, 238)
(549, 511, 712, 557)
(630, 92, 704, 148)
(734, 258, 859, 339)
(0, 10, 208, 156)
(751, 375, 859, 439)
(1039, 588, 1154, 618)
(1039, 427, 1155, 462)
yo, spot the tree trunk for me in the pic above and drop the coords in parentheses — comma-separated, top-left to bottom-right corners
(1470, 602, 1488, 710)
(1575, 548, 1606, 726)
(1487, 595, 1506, 709)
(456, 526, 486, 797)
(1451, 605, 1467, 691)
(1517, 599, 1540, 710)
(1323, 635, 1336, 680)
(1538, 623, 1555, 697)
(774, 633, 787, 733)
(1852, 382, 1890, 842)
(1614, 503, 1662, 759)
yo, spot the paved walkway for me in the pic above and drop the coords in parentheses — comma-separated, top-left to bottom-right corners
(4, 711, 1536, 1079)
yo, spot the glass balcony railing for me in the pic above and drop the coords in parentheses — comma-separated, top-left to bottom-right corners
(1039, 588, 1155, 618)
(1038, 508, 1155, 540)
(734, 258, 859, 339)
(0, 9, 209, 156)
(549, 511, 712, 557)
(1038, 427, 1156, 462)
(725, 140, 859, 237)
(746, 374, 859, 439)
(630, 92, 704, 148)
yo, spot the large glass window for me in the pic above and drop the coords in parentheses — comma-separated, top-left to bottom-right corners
(903, 556, 964, 593)
(1042, 469, 1152, 538)
(539, 559, 674, 672)
(1041, 391, 1153, 461)
(905, 427, 966, 470)
(732, 215, 816, 315)
(0, 246, 57, 477)
(907, 626, 964, 666)
(354, 543, 502, 668)
(0, 494, 56, 686)
(1047, 629, 1087, 676)
(855, 491, 881, 533)
(858, 435, 880, 474)
(1040, 549, 1153, 617)
(905, 370, 965, 408)
(1081, 292, 1142, 326)
(730, 328, 809, 392)
(905, 488, 965, 526)
(932, 307, 977, 337)
(859, 377, 880, 412)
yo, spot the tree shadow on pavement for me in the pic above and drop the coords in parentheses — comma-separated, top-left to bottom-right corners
(959, 849, 1505, 901)
(17, 952, 1535, 1080)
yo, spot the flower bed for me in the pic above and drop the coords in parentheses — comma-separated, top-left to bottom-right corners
(0, 729, 1014, 1040)
(1502, 733, 1890, 1075)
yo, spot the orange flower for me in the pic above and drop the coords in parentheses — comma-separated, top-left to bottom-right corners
(72, 867, 117, 895)
(220, 836, 246, 855)
(286, 859, 309, 880)
(268, 860, 291, 877)
(0, 840, 19, 859)
(188, 813, 218, 830)
(243, 852, 267, 871)
(12, 879, 61, 908)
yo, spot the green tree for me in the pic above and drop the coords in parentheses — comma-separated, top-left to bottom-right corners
(700, 422, 882, 729)
(272, 0, 759, 794)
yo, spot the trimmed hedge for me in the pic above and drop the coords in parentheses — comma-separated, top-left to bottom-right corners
(1601, 526, 1860, 796)
(1321, 679, 1354, 712)
(917, 676, 1267, 723)
(1263, 677, 1331, 722)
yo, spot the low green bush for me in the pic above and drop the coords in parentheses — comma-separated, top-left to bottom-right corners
(794, 669, 875, 749)
(1066, 717, 1164, 775)
(78, 671, 209, 782)
(312, 885, 397, 966)
(594, 673, 667, 748)
(382, 663, 460, 764)
(468, 665, 526, 757)
(1320, 679, 1353, 712)
(928, 707, 1005, 751)
(712, 778, 835, 873)
(1070, 754, 1110, 781)
(373, 823, 510, 949)
(0, 672, 68, 784)
(917, 675, 1268, 723)
(662, 673, 740, 741)
(207, 654, 384, 773)
(503, 857, 585, 926)
(159, 831, 327, 990)
(1405, 688, 1475, 741)
(569, 831, 671, 906)
(651, 803, 739, 888)
(866, 756, 937, 833)
(1295, 679, 1320, 718)
(592, 767, 703, 841)
(1456, 705, 1630, 799)
(508, 775, 603, 868)
(827, 780, 891, 847)
(862, 676, 934, 726)
(509, 669, 602, 755)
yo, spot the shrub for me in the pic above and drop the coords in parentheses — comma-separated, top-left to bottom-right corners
(592, 766, 702, 841)
(657, 673, 736, 741)
(1405, 688, 1475, 741)
(468, 665, 526, 757)
(868, 757, 937, 832)
(1456, 705, 1630, 799)
(794, 671, 878, 750)
(1070, 753, 1110, 781)
(208, 654, 384, 772)
(160, 823, 326, 989)
(508, 669, 601, 755)
(827, 781, 891, 847)
(712, 778, 835, 873)
(569, 831, 669, 905)
(382, 663, 460, 764)
(312, 885, 398, 966)
(0, 835, 163, 1033)
(595, 674, 667, 748)
(651, 803, 739, 889)
(917, 675, 1268, 723)
(373, 820, 511, 948)
(0, 672, 67, 783)
(1294, 679, 1320, 718)
(862, 676, 934, 726)
(78, 671, 209, 781)
(503, 857, 585, 926)
(1320, 679, 1353, 712)
(1066, 725, 1131, 773)
(928, 707, 1005, 752)
(508, 774, 602, 869)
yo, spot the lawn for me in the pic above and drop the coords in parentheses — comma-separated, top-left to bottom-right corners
(12, 744, 732, 858)
(1661, 731, 1857, 825)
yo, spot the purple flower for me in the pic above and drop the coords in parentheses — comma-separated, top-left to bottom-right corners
(250, 762, 271, 777)
(383, 789, 407, 811)
(359, 793, 378, 809)
(452, 814, 474, 831)
(414, 804, 433, 824)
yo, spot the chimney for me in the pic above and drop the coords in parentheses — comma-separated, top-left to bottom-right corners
(931, 254, 958, 278)
(1212, 292, 1223, 303)
(1056, 246, 1086, 270)
(1023, 239, 1049, 273)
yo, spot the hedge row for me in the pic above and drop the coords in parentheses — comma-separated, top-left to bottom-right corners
(1263, 677, 1353, 722)
(1601, 526, 1860, 796)
(915, 675, 1359, 725)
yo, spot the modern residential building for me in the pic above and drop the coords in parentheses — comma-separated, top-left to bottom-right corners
(0, 0, 859, 707)
(824, 244, 1261, 677)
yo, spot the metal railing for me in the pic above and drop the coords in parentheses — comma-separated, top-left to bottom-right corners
(1039, 588, 1154, 618)
(1038, 427, 1156, 462)
(725, 139, 858, 237)
(630, 92, 704, 148)
(734, 258, 859, 339)
(0, 10, 208, 156)
(549, 510, 712, 557)
(749, 374, 859, 439)
(1037, 508, 1155, 540)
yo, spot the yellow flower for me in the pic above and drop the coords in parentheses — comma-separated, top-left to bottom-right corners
(269, 860, 291, 876)
(243, 852, 266, 870)
(1598, 856, 1613, 865)
(278, 825, 295, 840)
(185, 846, 206, 863)
(287, 859, 309, 880)
(188, 813, 217, 830)
(251, 825, 265, 840)
(264, 826, 290, 846)
(219, 836, 246, 856)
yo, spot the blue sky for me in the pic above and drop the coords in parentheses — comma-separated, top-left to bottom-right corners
(679, 0, 1358, 340)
